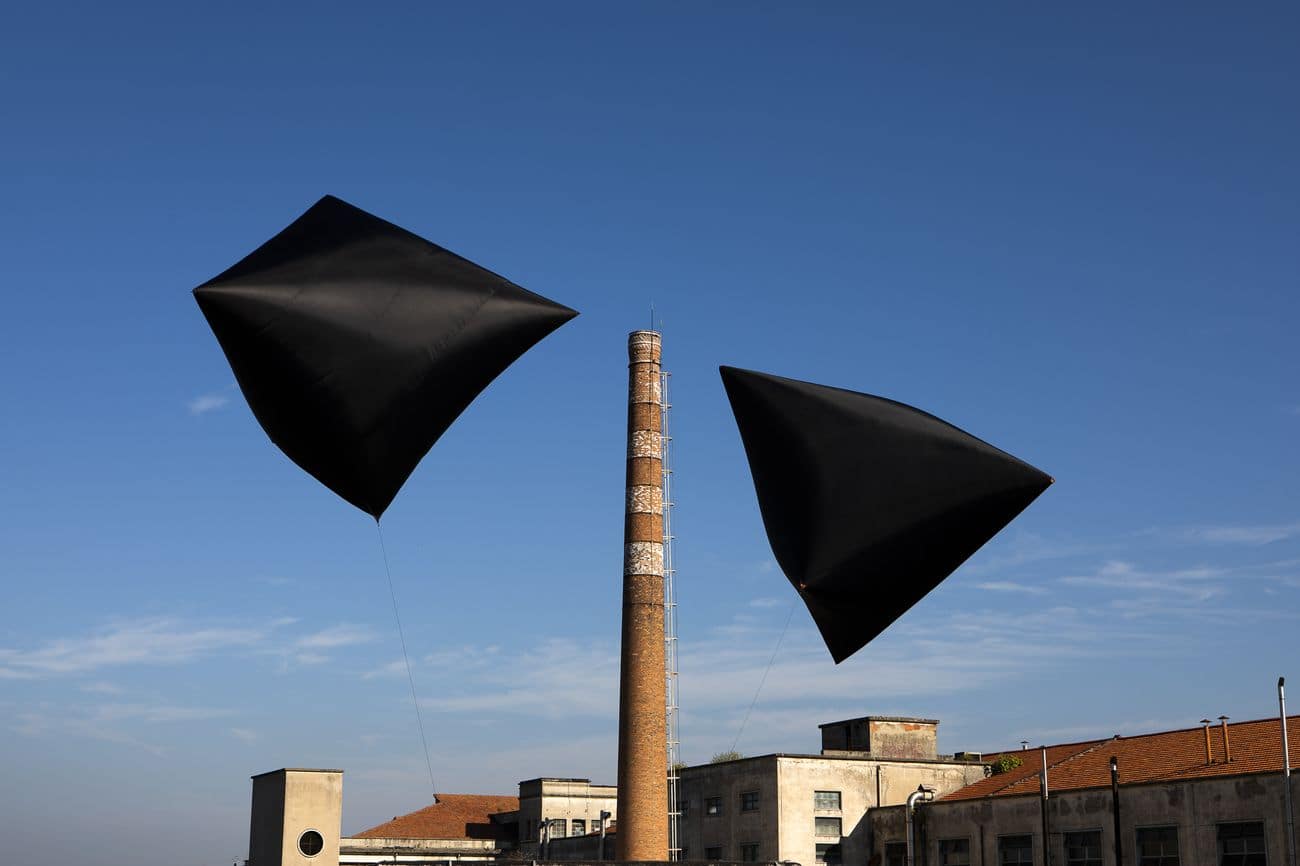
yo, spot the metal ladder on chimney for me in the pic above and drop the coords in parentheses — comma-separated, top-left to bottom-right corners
(661, 369, 682, 861)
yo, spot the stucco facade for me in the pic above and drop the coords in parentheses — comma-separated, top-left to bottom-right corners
(679, 717, 986, 866)
(518, 777, 618, 857)
(249, 769, 344, 866)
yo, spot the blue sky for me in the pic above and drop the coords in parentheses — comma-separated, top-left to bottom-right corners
(1, 4, 1297, 865)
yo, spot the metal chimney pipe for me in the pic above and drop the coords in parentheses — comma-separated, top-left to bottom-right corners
(905, 786, 935, 866)
(1041, 748, 1051, 866)
(1201, 719, 1214, 764)
(1110, 757, 1123, 866)
(1281, 678, 1296, 866)
(1220, 716, 1232, 762)
(615, 330, 668, 862)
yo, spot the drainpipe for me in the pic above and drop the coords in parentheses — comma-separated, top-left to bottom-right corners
(906, 785, 935, 866)
(1282, 678, 1296, 866)
(1110, 757, 1123, 866)
(1040, 748, 1051, 866)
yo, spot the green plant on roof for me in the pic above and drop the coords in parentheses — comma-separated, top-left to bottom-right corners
(990, 754, 1023, 775)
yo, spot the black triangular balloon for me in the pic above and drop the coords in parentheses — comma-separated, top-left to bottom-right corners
(720, 366, 1052, 663)
(193, 195, 578, 519)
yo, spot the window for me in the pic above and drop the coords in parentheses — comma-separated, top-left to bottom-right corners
(1137, 827, 1180, 866)
(680, 799, 690, 818)
(941, 838, 971, 866)
(1065, 831, 1103, 866)
(571, 819, 586, 836)
(816, 843, 843, 866)
(1000, 834, 1033, 866)
(815, 817, 842, 837)
(705, 846, 723, 860)
(814, 790, 842, 810)
(1219, 822, 1266, 866)
(706, 796, 723, 816)
(742, 843, 761, 862)
(885, 842, 907, 866)
(298, 830, 324, 858)
(549, 818, 567, 838)
(741, 790, 760, 812)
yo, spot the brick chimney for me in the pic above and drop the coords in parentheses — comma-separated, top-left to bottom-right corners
(615, 330, 668, 861)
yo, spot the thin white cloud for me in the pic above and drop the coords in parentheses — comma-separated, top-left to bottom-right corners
(975, 581, 1047, 595)
(79, 681, 125, 694)
(1142, 521, 1300, 546)
(295, 624, 377, 650)
(748, 597, 786, 608)
(1185, 522, 1300, 545)
(90, 703, 235, 724)
(187, 391, 231, 415)
(230, 727, 260, 743)
(1060, 560, 1229, 602)
(0, 618, 268, 678)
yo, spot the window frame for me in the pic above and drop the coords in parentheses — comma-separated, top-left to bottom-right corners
(815, 816, 843, 838)
(1217, 821, 1267, 866)
(998, 833, 1034, 866)
(741, 843, 761, 862)
(1136, 825, 1181, 866)
(1063, 829, 1103, 866)
(885, 841, 908, 866)
(705, 846, 723, 861)
(814, 790, 843, 811)
(740, 790, 760, 812)
(816, 842, 843, 866)
(705, 796, 723, 817)
(940, 837, 972, 866)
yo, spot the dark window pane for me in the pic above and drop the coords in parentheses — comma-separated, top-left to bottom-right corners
(941, 838, 971, 866)
(1065, 830, 1103, 866)
(817, 843, 842, 866)
(1218, 822, 1266, 866)
(886, 842, 908, 866)
(1137, 827, 1180, 866)
(1000, 834, 1033, 866)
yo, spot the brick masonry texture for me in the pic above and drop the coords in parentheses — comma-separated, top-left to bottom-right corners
(617, 330, 668, 861)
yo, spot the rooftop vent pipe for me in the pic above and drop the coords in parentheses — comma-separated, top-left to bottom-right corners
(1280, 677, 1296, 866)
(1220, 716, 1232, 762)
(905, 785, 935, 866)
(1201, 719, 1214, 764)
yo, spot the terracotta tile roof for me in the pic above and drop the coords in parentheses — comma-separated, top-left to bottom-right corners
(352, 793, 520, 840)
(943, 716, 1300, 801)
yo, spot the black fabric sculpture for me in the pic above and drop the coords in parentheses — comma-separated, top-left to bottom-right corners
(193, 195, 578, 519)
(720, 366, 1052, 663)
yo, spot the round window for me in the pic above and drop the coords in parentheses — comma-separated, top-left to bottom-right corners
(298, 830, 324, 857)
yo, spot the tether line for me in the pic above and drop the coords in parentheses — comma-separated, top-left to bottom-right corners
(731, 597, 797, 755)
(375, 519, 437, 801)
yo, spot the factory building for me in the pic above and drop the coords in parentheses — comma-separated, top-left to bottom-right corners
(871, 715, 1300, 866)
(676, 716, 988, 866)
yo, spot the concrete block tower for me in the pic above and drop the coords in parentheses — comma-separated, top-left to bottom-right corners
(247, 768, 343, 866)
(616, 330, 668, 861)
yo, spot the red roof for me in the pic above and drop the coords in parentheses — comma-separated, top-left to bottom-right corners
(944, 716, 1300, 801)
(352, 793, 519, 840)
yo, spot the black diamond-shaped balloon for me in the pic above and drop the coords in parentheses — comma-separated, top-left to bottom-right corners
(193, 195, 578, 518)
(720, 366, 1052, 663)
